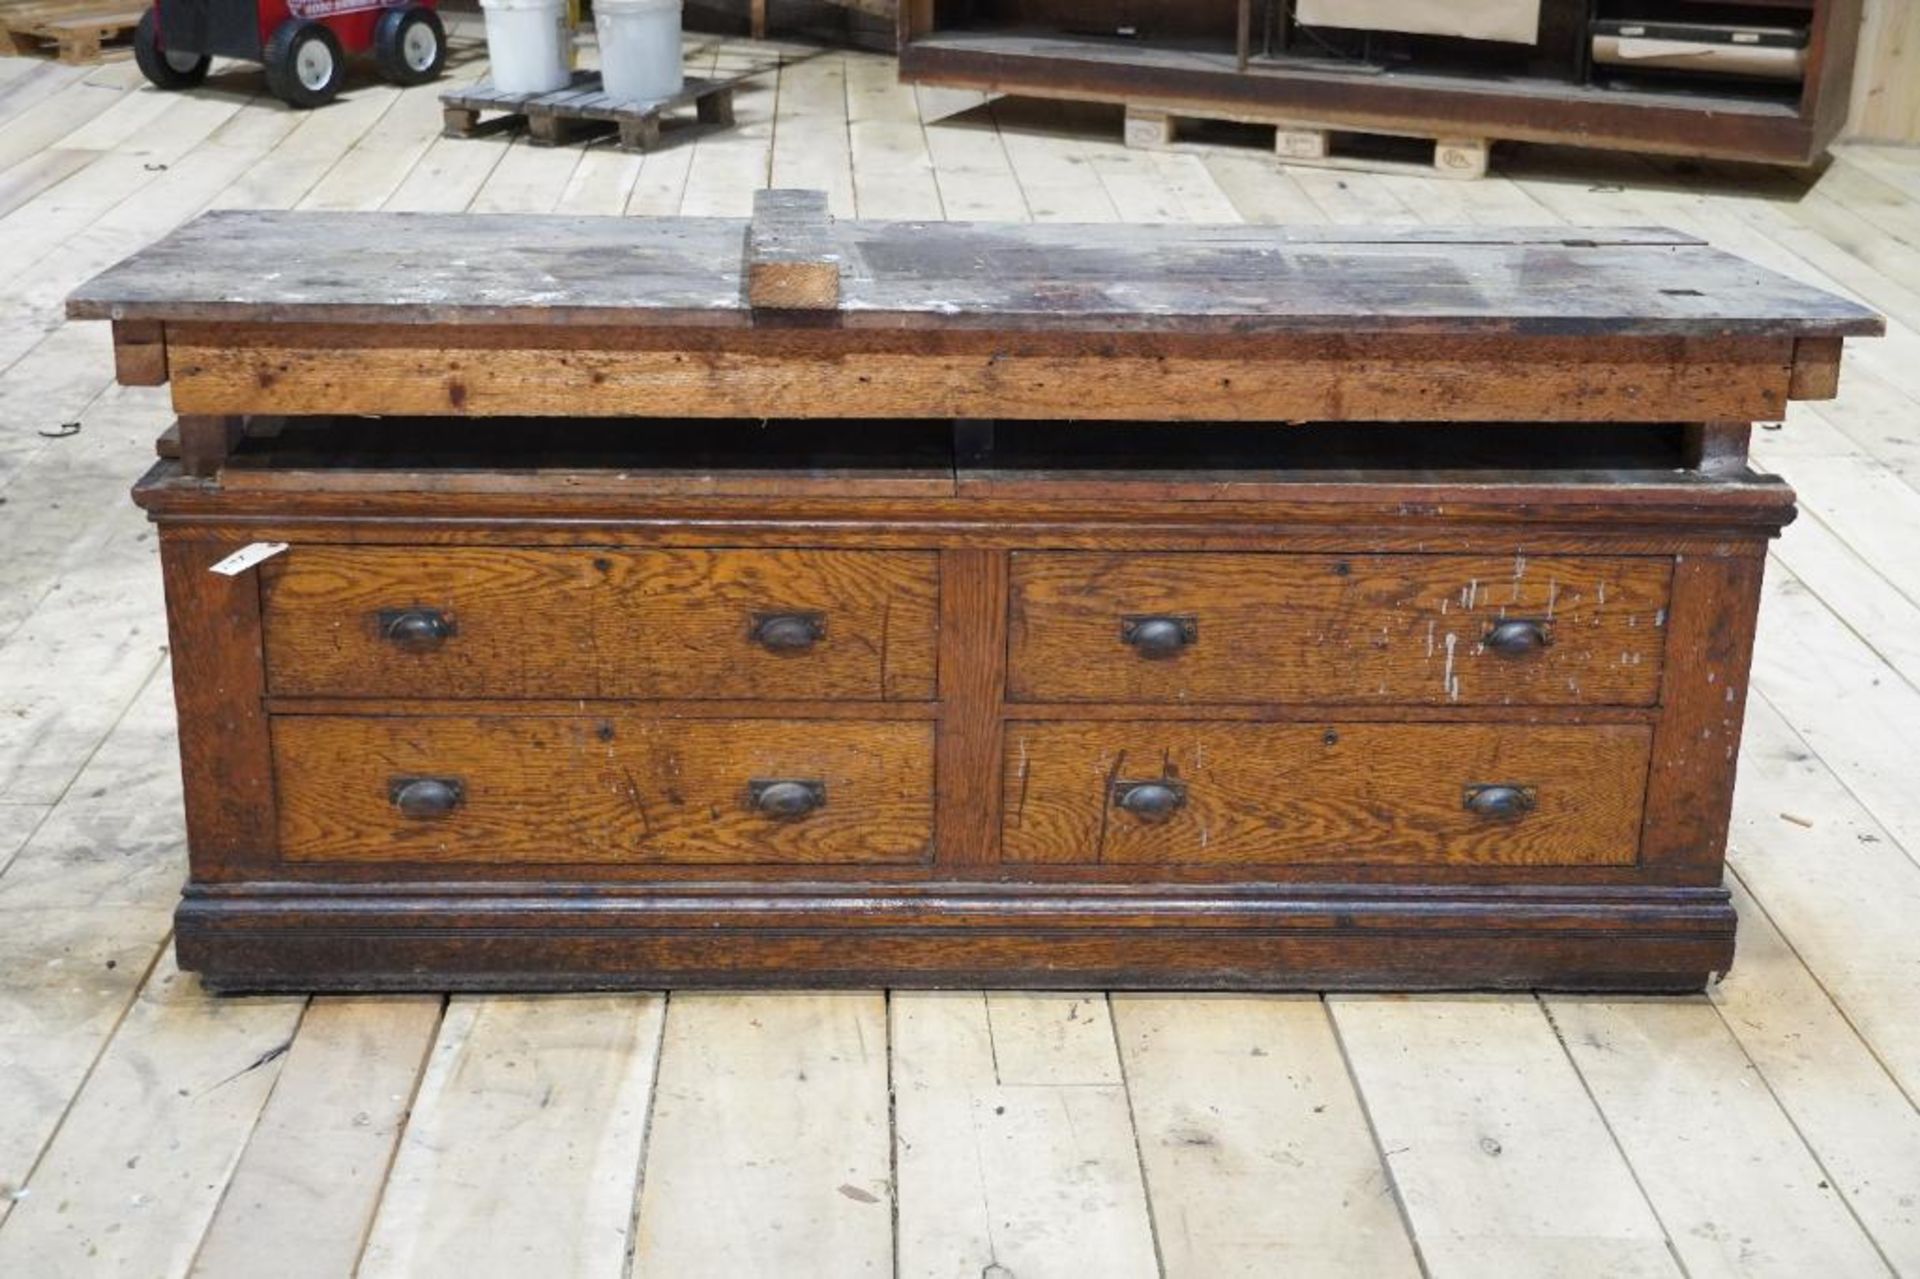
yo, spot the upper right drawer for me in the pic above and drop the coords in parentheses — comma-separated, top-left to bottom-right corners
(1008, 553, 1670, 706)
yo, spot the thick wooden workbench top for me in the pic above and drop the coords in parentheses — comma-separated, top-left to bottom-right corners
(67, 208, 1881, 338)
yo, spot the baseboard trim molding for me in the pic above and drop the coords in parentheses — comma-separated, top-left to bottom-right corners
(177, 880, 1736, 993)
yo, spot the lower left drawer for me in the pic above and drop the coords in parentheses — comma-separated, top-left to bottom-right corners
(272, 715, 935, 865)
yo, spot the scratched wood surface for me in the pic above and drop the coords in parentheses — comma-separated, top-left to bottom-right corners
(1006, 551, 1671, 706)
(1, 26, 1918, 1277)
(66, 211, 1881, 340)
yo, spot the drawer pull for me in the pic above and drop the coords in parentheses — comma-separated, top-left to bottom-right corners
(1113, 779, 1187, 822)
(389, 776, 464, 819)
(1484, 618, 1551, 656)
(749, 778, 826, 819)
(750, 612, 826, 653)
(1120, 615, 1197, 658)
(1463, 783, 1537, 819)
(379, 608, 455, 652)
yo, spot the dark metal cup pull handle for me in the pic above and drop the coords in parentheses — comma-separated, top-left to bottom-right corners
(750, 612, 826, 653)
(750, 779, 826, 819)
(380, 608, 455, 652)
(1120, 615, 1197, 658)
(1113, 779, 1187, 822)
(390, 776, 464, 819)
(1463, 783, 1536, 819)
(1484, 619, 1551, 656)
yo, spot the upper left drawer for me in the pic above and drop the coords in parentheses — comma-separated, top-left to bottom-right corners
(260, 547, 940, 701)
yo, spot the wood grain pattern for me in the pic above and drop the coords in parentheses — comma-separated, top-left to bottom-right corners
(161, 324, 1806, 422)
(747, 188, 841, 310)
(130, 457, 1802, 541)
(189, 997, 442, 1279)
(1112, 995, 1423, 1276)
(1331, 998, 1681, 1275)
(1639, 550, 1768, 884)
(631, 995, 891, 1274)
(1000, 721, 1651, 866)
(110, 318, 165, 385)
(175, 413, 241, 478)
(67, 209, 1883, 337)
(933, 548, 1006, 867)
(273, 715, 936, 865)
(260, 546, 938, 701)
(1790, 335, 1846, 399)
(357, 995, 664, 1279)
(160, 537, 277, 882)
(1009, 552, 1671, 706)
(892, 992, 1158, 1276)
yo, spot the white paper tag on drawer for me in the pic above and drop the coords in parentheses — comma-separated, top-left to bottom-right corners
(209, 542, 289, 576)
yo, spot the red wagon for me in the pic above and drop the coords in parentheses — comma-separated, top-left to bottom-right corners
(134, 0, 447, 108)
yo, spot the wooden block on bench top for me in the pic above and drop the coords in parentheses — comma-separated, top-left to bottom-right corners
(747, 188, 841, 311)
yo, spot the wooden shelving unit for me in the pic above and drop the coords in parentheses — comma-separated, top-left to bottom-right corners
(896, 0, 1863, 165)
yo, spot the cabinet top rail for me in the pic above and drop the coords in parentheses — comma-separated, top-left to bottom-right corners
(67, 203, 1881, 339)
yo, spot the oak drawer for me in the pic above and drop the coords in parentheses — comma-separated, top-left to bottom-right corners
(274, 715, 934, 864)
(1008, 553, 1669, 706)
(1001, 722, 1650, 866)
(260, 547, 939, 700)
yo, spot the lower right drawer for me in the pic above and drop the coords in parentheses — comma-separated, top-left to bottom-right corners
(1001, 722, 1650, 867)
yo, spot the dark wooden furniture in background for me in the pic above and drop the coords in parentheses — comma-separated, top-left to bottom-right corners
(897, 0, 1864, 166)
(69, 191, 1879, 992)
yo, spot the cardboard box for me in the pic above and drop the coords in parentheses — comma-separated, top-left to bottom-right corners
(1294, 0, 1542, 45)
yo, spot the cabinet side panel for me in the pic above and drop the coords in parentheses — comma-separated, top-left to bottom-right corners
(161, 535, 277, 881)
(1639, 548, 1768, 884)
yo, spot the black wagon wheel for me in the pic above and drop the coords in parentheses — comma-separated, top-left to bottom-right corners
(374, 7, 448, 87)
(133, 8, 211, 90)
(263, 19, 347, 109)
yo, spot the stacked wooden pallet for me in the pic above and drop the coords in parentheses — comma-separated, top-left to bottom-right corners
(441, 70, 742, 152)
(0, 0, 141, 63)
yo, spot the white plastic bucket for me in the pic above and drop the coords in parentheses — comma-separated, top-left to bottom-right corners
(481, 0, 572, 96)
(596, 0, 684, 104)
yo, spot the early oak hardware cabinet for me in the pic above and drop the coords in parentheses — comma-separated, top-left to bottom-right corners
(68, 192, 1879, 992)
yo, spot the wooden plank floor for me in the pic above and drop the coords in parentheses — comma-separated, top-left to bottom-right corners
(1, 28, 1918, 1278)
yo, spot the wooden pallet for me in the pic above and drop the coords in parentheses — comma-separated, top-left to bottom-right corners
(441, 71, 741, 152)
(1124, 104, 1490, 180)
(0, 0, 141, 63)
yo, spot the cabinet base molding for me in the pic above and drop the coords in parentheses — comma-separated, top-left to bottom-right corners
(177, 882, 1735, 993)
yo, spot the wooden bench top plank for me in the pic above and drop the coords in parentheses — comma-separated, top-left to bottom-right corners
(66, 207, 1883, 338)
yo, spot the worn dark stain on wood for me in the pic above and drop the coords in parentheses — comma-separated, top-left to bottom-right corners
(66, 209, 1884, 338)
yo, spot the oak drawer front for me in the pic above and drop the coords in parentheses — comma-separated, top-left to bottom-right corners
(261, 547, 938, 700)
(274, 716, 934, 864)
(1002, 722, 1650, 866)
(1008, 553, 1669, 706)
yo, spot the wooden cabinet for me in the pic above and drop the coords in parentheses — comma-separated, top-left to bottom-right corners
(71, 191, 1880, 991)
(897, 0, 1867, 166)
